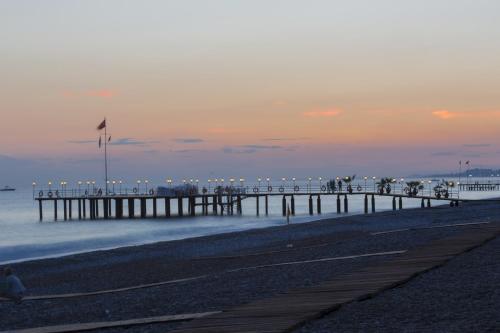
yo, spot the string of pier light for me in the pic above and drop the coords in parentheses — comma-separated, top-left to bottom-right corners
(30, 176, 469, 199)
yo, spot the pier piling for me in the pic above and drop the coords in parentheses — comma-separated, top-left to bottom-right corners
(128, 198, 134, 218)
(371, 195, 375, 213)
(282, 196, 286, 216)
(343, 194, 348, 213)
(256, 196, 260, 216)
(337, 195, 341, 214)
(399, 196, 403, 210)
(309, 195, 313, 215)
(291, 195, 295, 215)
(317, 195, 322, 214)
(364, 195, 368, 214)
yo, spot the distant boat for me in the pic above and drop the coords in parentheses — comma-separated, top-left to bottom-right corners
(0, 186, 15, 192)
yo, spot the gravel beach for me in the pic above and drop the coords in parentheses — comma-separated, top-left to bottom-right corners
(1, 200, 500, 332)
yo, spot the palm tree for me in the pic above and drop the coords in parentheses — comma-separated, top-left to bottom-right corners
(405, 181, 424, 197)
(376, 177, 394, 194)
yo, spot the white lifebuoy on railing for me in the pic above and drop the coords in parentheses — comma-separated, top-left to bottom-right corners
(38, 190, 44, 198)
(267, 186, 273, 192)
(294, 185, 300, 192)
(321, 185, 327, 192)
(48, 191, 53, 198)
(279, 186, 285, 193)
(253, 186, 259, 193)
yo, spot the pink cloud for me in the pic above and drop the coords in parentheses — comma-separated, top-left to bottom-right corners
(432, 110, 457, 120)
(303, 108, 343, 118)
(61, 89, 118, 99)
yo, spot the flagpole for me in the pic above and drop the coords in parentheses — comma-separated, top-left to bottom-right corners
(458, 161, 461, 199)
(104, 117, 108, 195)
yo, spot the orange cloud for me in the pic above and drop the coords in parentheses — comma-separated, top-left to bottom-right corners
(432, 110, 457, 120)
(86, 90, 117, 98)
(303, 108, 342, 118)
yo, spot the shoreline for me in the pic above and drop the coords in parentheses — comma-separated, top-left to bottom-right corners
(1, 199, 457, 265)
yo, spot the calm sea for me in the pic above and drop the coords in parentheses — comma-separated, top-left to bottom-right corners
(1, 179, 497, 264)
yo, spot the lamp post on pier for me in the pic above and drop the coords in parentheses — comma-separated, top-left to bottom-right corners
(137, 180, 141, 194)
(364, 176, 368, 192)
(32, 182, 36, 199)
(372, 176, 376, 192)
(318, 177, 322, 191)
(308, 177, 312, 193)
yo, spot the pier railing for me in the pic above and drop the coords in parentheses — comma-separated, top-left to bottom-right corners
(33, 182, 460, 200)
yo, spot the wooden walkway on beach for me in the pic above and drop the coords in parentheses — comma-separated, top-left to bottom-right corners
(171, 223, 500, 333)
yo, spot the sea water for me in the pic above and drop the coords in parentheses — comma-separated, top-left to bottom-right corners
(0, 179, 498, 264)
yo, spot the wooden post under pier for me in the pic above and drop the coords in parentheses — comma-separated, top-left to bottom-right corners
(103, 199, 109, 219)
(178, 197, 183, 217)
(371, 195, 375, 213)
(337, 195, 341, 214)
(165, 198, 171, 217)
(343, 194, 348, 213)
(364, 194, 368, 214)
(128, 198, 134, 218)
(309, 195, 313, 215)
(69, 200, 72, 219)
(317, 195, 322, 214)
(256, 196, 259, 216)
(291, 195, 295, 216)
(153, 198, 157, 218)
(140, 198, 146, 218)
(39, 200, 43, 221)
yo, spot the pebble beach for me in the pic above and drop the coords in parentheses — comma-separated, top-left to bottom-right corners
(1, 200, 500, 332)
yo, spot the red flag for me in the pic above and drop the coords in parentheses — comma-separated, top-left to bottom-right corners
(108, 135, 111, 142)
(97, 119, 106, 130)
(98, 136, 102, 148)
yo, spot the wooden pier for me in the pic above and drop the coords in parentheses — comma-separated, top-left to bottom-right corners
(34, 190, 462, 222)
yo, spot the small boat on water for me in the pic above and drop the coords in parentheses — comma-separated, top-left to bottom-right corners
(0, 186, 15, 192)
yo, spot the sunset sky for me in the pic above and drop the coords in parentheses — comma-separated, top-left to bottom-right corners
(1, 0, 499, 185)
